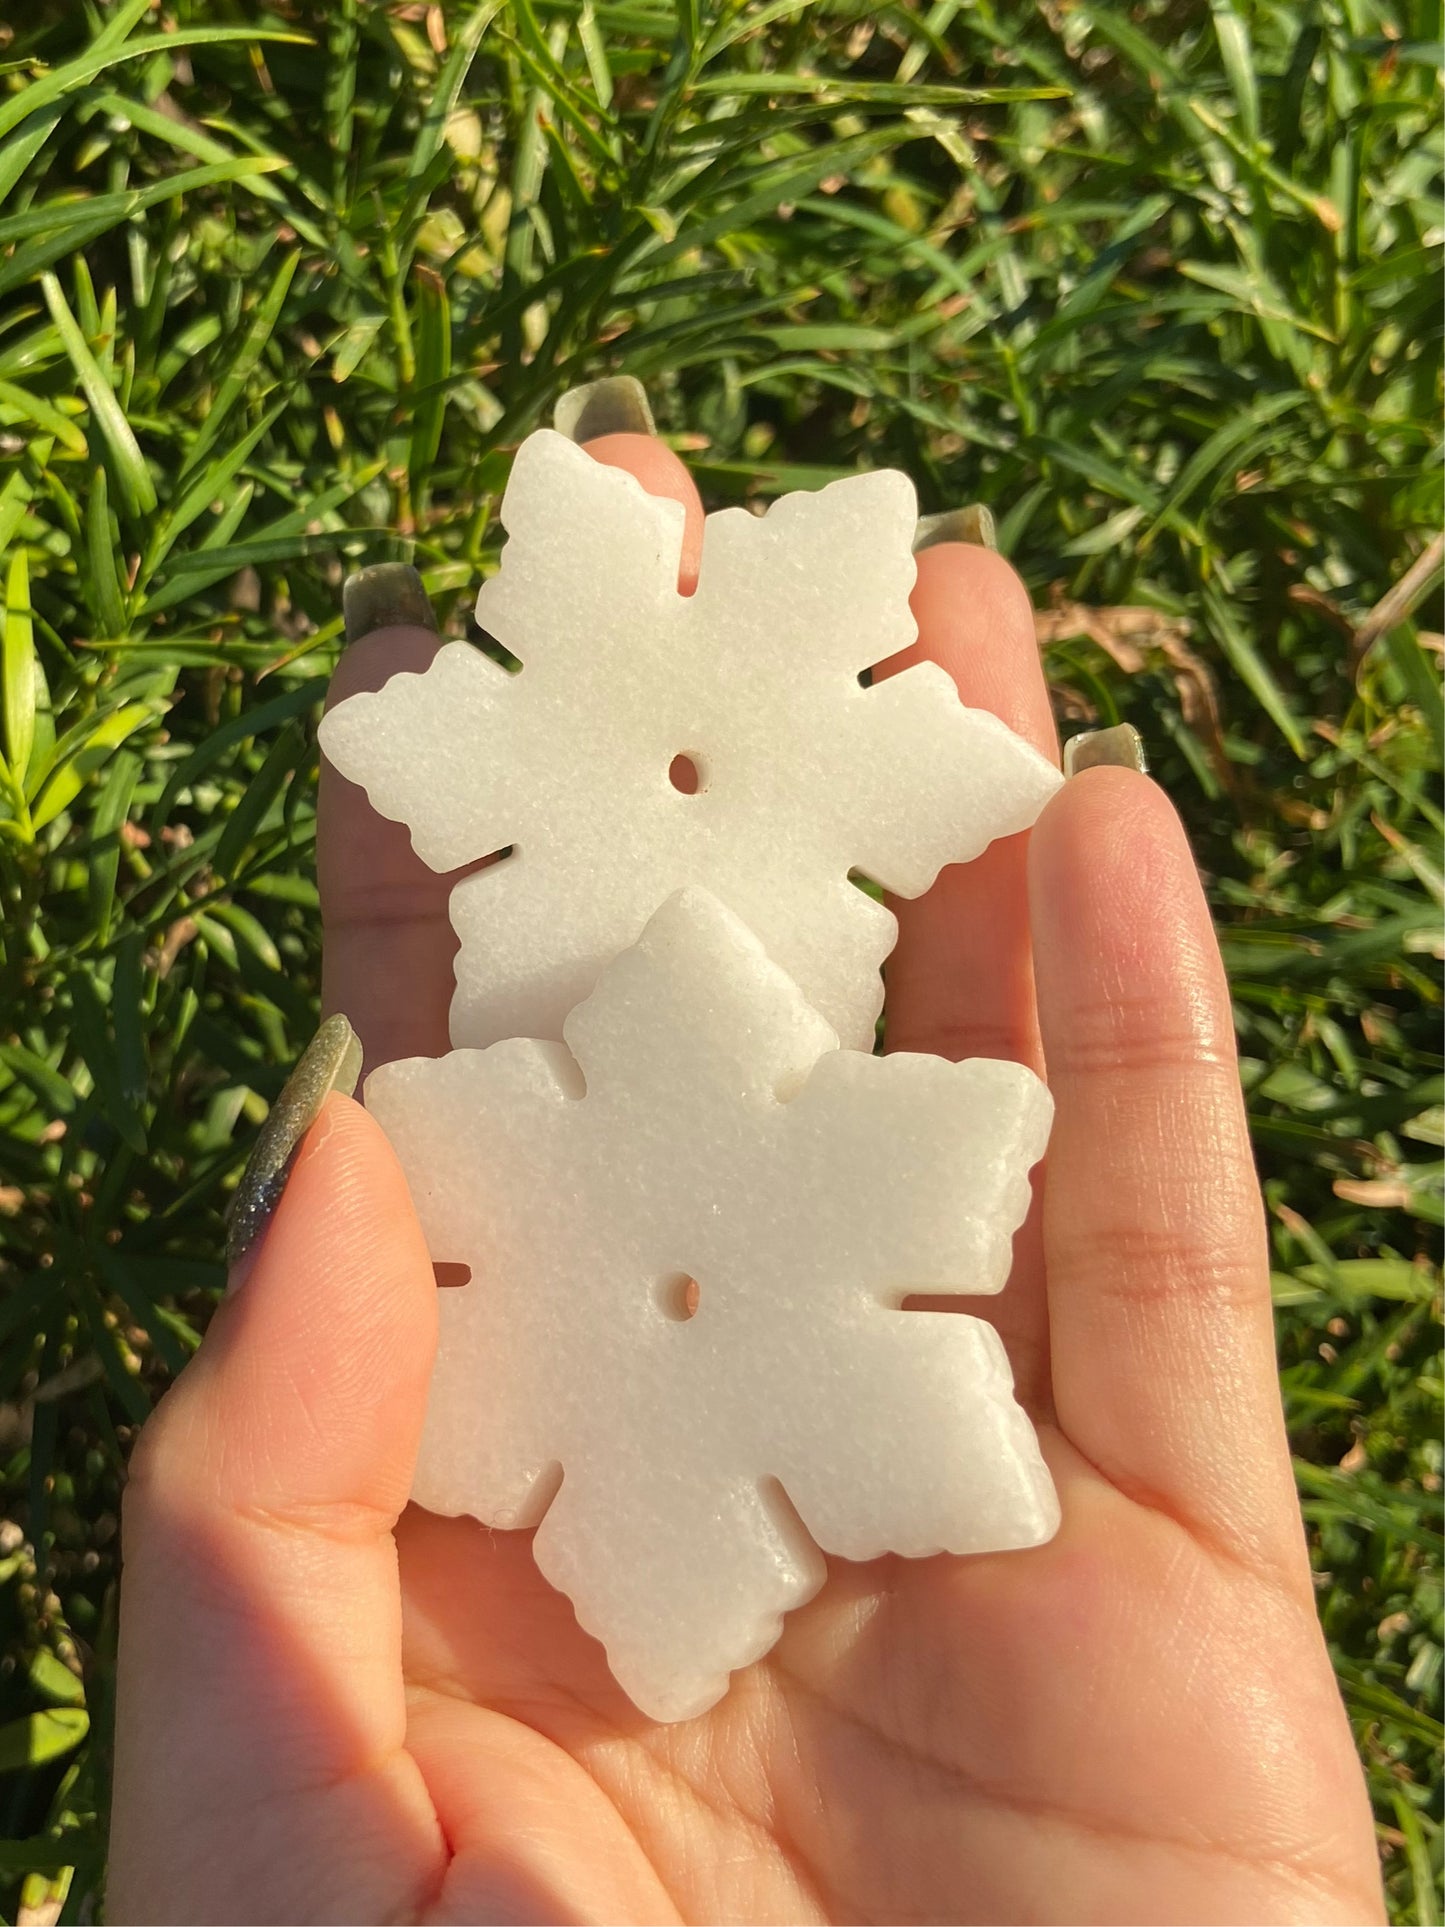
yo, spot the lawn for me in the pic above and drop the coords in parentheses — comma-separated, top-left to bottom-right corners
(0, 0, 1440, 1919)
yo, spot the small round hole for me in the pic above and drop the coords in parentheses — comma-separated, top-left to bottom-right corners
(668, 754, 702, 795)
(658, 1272, 701, 1320)
(434, 1262, 472, 1289)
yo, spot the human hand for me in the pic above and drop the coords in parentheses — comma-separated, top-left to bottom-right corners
(108, 426, 1384, 1925)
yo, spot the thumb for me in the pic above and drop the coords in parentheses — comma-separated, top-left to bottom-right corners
(109, 1051, 444, 1925)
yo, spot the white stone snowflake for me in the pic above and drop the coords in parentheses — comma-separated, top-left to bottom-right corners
(366, 889, 1058, 1722)
(319, 429, 1062, 1052)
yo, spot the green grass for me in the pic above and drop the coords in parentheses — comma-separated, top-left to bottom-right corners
(0, 0, 1439, 1918)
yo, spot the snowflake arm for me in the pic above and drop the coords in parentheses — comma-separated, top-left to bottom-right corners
(771, 1312, 1059, 1564)
(368, 1038, 584, 1523)
(714, 866, 899, 1058)
(534, 1460, 826, 1723)
(686, 466, 919, 679)
(560, 884, 838, 1104)
(317, 641, 517, 872)
(773, 1048, 1053, 1301)
(445, 845, 681, 1054)
(843, 665, 1064, 898)
(755, 1045, 1058, 1564)
(475, 429, 687, 671)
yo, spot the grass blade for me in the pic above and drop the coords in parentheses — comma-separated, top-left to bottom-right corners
(144, 400, 286, 577)
(0, 158, 288, 253)
(1200, 584, 1306, 758)
(41, 273, 156, 518)
(84, 466, 127, 639)
(0, 1709, 88, 1774)
(1389, 1790, 1439, 1927)
(30, 702, 155, 831)
(87, 746, 141, 945)
(213, 721, 307, 882)
(178, 250, 301, 481)
(1386, 625, 1445, 765)
(0, 30, 313, 146)
(1209, 0, 1259, 150)
(2, 549, 36, 782)
(407, 0, 506, 184)
(67, 967, 146, 1155)
(409, 265, 453, 497)
(0, 377, 87, 456)
(88, 0, 157, 56)
(0, 107, 64, 210)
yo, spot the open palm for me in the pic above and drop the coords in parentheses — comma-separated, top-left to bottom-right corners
(109, 435, 1381, 1925)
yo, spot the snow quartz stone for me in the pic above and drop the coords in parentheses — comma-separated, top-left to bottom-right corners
(324, 428, 1067, 1721)
(366, 889, 1060, 1724)
(318, 427, 1063, 1052)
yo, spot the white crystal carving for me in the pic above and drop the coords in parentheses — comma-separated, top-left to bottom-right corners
(365, 890, 1058, 1722)
(320, 430, 1062, 1052)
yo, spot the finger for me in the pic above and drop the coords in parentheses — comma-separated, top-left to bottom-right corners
(1030, 768, 1309, 1586)
(401, 1689, 679, 1925)
(581, 431, 705, 593)
(878, 545, 1057, 1414)
(881, 542, 1057, 1064)
(321, 603, 452, 1073)
(109, 1096, 445, 1924)
(319, 439, 705, 1074)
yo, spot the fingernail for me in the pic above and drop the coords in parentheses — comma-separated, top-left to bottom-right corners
(1063, 723, 1149, 777)
(225, 1014, 364, 1275)
(342, 564, 437, 646)
(913, 505, 997, 553)
(554, 375, 655, 443)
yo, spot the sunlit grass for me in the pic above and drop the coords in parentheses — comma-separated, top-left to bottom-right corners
(0, 1, 1439, 1917)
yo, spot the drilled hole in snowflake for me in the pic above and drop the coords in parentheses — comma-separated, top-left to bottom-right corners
(658, 1272, 701, 1321)
(434, 1263, 472, 1289)
(668, 753, 704, 795)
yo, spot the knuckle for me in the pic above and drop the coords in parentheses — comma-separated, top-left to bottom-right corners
(1047, 988, 1229, 1080)
(1060, 1213, 1267, 1313)
(229, 1492, 397, 1549)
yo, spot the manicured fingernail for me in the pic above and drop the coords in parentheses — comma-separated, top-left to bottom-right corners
(554, 375, 655, 443)
(1063, 723, 1149, 777)
(225, 1015, 364, 1275)
(913, 505, 997, 553)
(342, 564, 437, 646)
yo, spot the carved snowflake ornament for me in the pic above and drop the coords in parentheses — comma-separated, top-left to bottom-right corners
(319, 428, 1062, 1051)
(366, 889, 1058, 1722)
